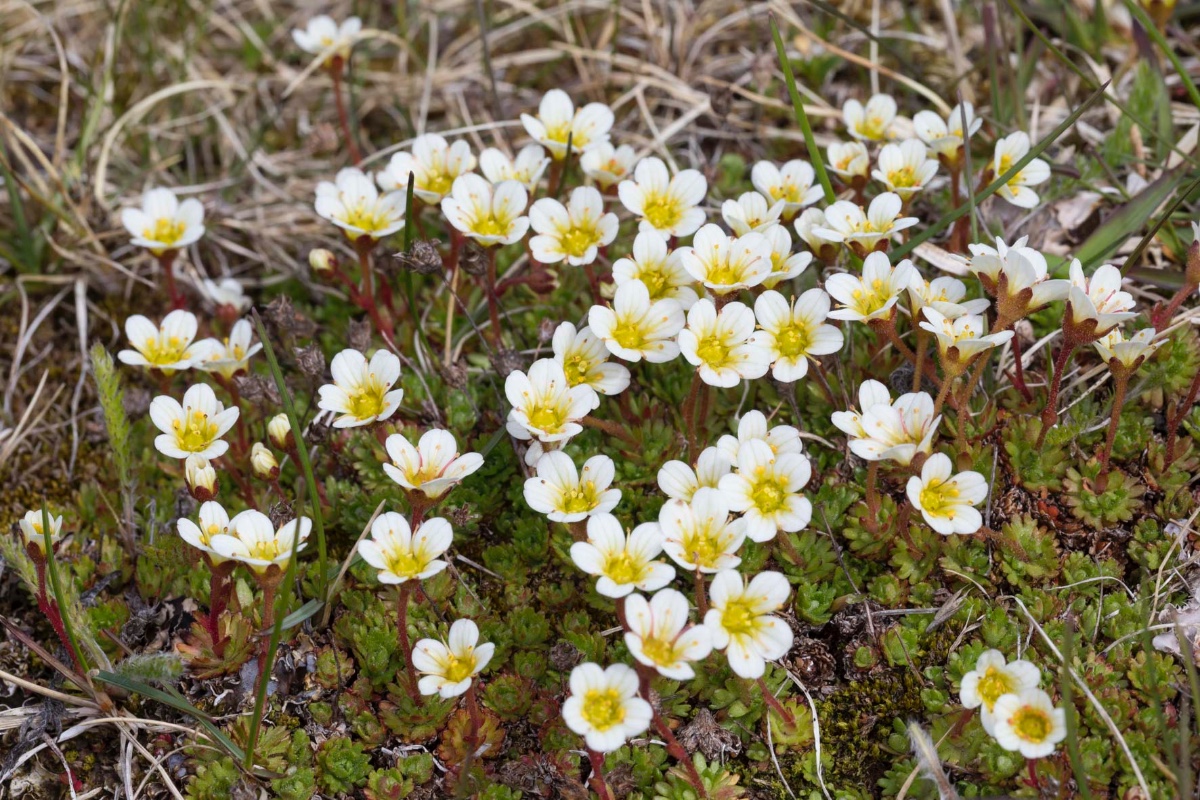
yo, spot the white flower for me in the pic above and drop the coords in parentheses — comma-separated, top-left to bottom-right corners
(411, 619, 495, 698)
(267, 414, 292, 449)
(703, 569, 793, 679)
(150, 384, 240, 460)
(827, 141, 870, 182)
(908, 274, 990, 318)
(624, 589, 713, 680)
(905, 453, 989, 534)
(292, 14, 361, 61)
(177, 501, 231, 564)
(588, 280, 685, 364)
(378, 134, 477, 205)
(718, 439, 812, 542)
(813, 193, 918, 254)
(721, 192, 785, 236)
(872, 139, 939, 201)
(1067, 260, 1137, 335)
(383, 429, 484, 499)
(1094, 327, 1161, 370)
(357, 513, 453, 584)
(751, 289, 844, 382)
(913, 102, 981, 164)
(715, 410, 803, 464)
(919, 307, 1014, 372)
(318, 349, 404, 428)
(19, 509, 62, 554)
(826, 252, 917, 323)
(794, 207, 839, 255)
(659, 488, 746, 573)
(991, 689, 1067, 759)
(992, 132, 1050, 209)
(760, 224, 813, 288)
(440, 174, 529, 246)
(185, 454, 218, 500)
(478, 145, 551, 189)
(580, 143, 638, 188)
(843, 94, 899, 141)
(529, 186, 619, 266)
(959, 649, 1041, 735)
(657, 447, 732, 502)
(199, 278, 251, 313)
(250, 442, 279, 479)
(192, 319, 263, 380)
(677, 224, 773, 295)
(679, 299, 770, 388)
(552, 322, 631, 395)
(118, 310, 203, 372)
(120, 188, 205, 254)
(617, 157, 707, 239)
(315, 168, 406, 241)
(569, 514, 675, 597)
(611, 232, 699, 310)
(562, 662, 652, 753)
(210, 509, 311, 574)
(521, 89, 614, 159)
(505, 358, 600, 444)
(751, 159, 823, 218)
(524, 451, 620, 522)
(966, 237, 1069, 313)
(830, 379, 941, 466)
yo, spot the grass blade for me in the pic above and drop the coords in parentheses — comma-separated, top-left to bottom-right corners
(42, 507, 89, 677)
(770, 15, 836, 205)
(252, 311, 328, 598)
(891, 80, 1109, 260)
(1074, 167, 1186, 267)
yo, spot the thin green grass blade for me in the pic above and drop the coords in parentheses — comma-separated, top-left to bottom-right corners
(42, 507, 89, 676)
(1074, 167, 1187, 267)
(891, 80, 1109, 260)
(770, 15, 836, 205)
(252, 312, 328, 596)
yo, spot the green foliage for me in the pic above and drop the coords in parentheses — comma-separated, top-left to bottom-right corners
(88, 343, 133, 495)
(316, 738, 372, 794)
(1004, 418, 1069, 490)
(1064, 463, 1146, 528)
(110, 652, 183, 684)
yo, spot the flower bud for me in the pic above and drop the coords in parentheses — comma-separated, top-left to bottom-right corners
(185, 454, 219, 501)
(267, 413, 293, 450)
(18, 509, 62, 558)
(251, 442, 280, 480)
(309, 248, 337, 274)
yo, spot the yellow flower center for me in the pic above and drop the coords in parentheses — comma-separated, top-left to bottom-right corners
(526, 402, 567, 434)
(423, 170, 453, 197)
(442, 652, 477, 684)
(1010, 706, 1052, 743)
(976, 666, 1016, 710)
(859, 116, 888, 140)
(202, 523, 224, 543)
(385, 547, 428, 579)
(581, 688, 626, 731)
(346, 383, 388, 420)
(750, 472, 788, 514)
(602, 551, 646, 586)
(172, 409, 220, 453)
(638, 634, 678, 667)
(560, 224, 601, 259)
(774, 322, 811, 359)
(849, 287, 889, 316)
(471, 214, 506, 237)
(247, 538, 284, 562)
(612, 321, 647, 352)
(642, 195, 682, 230)
(143, 217, 186, 246)
(704, 259, 749, 288)
(720, 598, 758, 636)
(544, 122, 573, 145)
(919, 479, 959, 520)
(695, 335, 732, 368)
(562, 354, 593, 386)
(560, 482, 599, 515)
(342, 202, 390, 235)
(679, 526, 728, 569)
(141, 335, 189, 367)
(888, 166, 918, 188)
(636, 267, 671, 300)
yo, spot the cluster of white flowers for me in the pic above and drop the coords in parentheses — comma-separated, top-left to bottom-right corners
(960, 649, 1067, 758)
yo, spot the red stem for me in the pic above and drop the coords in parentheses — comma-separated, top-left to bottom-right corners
(1037, 342, 1077, 447)
(331, 59, 361, 164)
(398, 582, 421, 703)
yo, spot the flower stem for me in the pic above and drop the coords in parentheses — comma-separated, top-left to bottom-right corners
(693, 565, 708, 617)
(653, 710, 708, 798)
(157, 251, 184, 310)
(397, 582, 421, 704)
(1098, 370, 1130, 475)
(1165, 365, 1200, 469)
(330, 58, 361, 164)
(912, 327, 928, 393)
(1037, 342, 1077, 448)
(681, 372, 703, 456)
(484, 247, 503, 347)
(580, 415, 639, 446)
(864, 460, 881, 529)
(756, 675, 797, 728)
(586, 749, 614, 800)
(257, 581, 276, 675)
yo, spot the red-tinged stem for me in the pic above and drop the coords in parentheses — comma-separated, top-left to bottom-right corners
(257, 581, 277, 675)
(206, 569, 225, 639)
(1165, 365, 1200, 468)
(681, 372, 703, 456)
(465, 681, 482, 756)
(158, 251, 184, 310)
(693, 565, 708, 617)
(586, 749, 614, 800)
(484, 247, 503, 347)
(583, 262, 603, 304)
(1098, 370, 1130, 475)
(397, 582, 421, 703)
(756, 676, 797, 728)
(912, 327, 928, 393)
(615, 596, 628, 631)
(652, 712, 708, 798)
(330, 58, 361, 164)
(864, 460, 881, 531)
(1037, 342, 1077, 448)
(1009, 333, 1034, 403)
(580, 416, 639, 446)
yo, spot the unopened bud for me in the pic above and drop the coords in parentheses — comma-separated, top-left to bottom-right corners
(267, 413, 294, 450)
(18, 508, 62, 558)
(309, 248, 337, 274)
(251, 442, 280, 480)
(185, 454, 219, 501)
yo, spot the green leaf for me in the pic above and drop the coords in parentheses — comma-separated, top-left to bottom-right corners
(1074, 168, 1186, 268)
